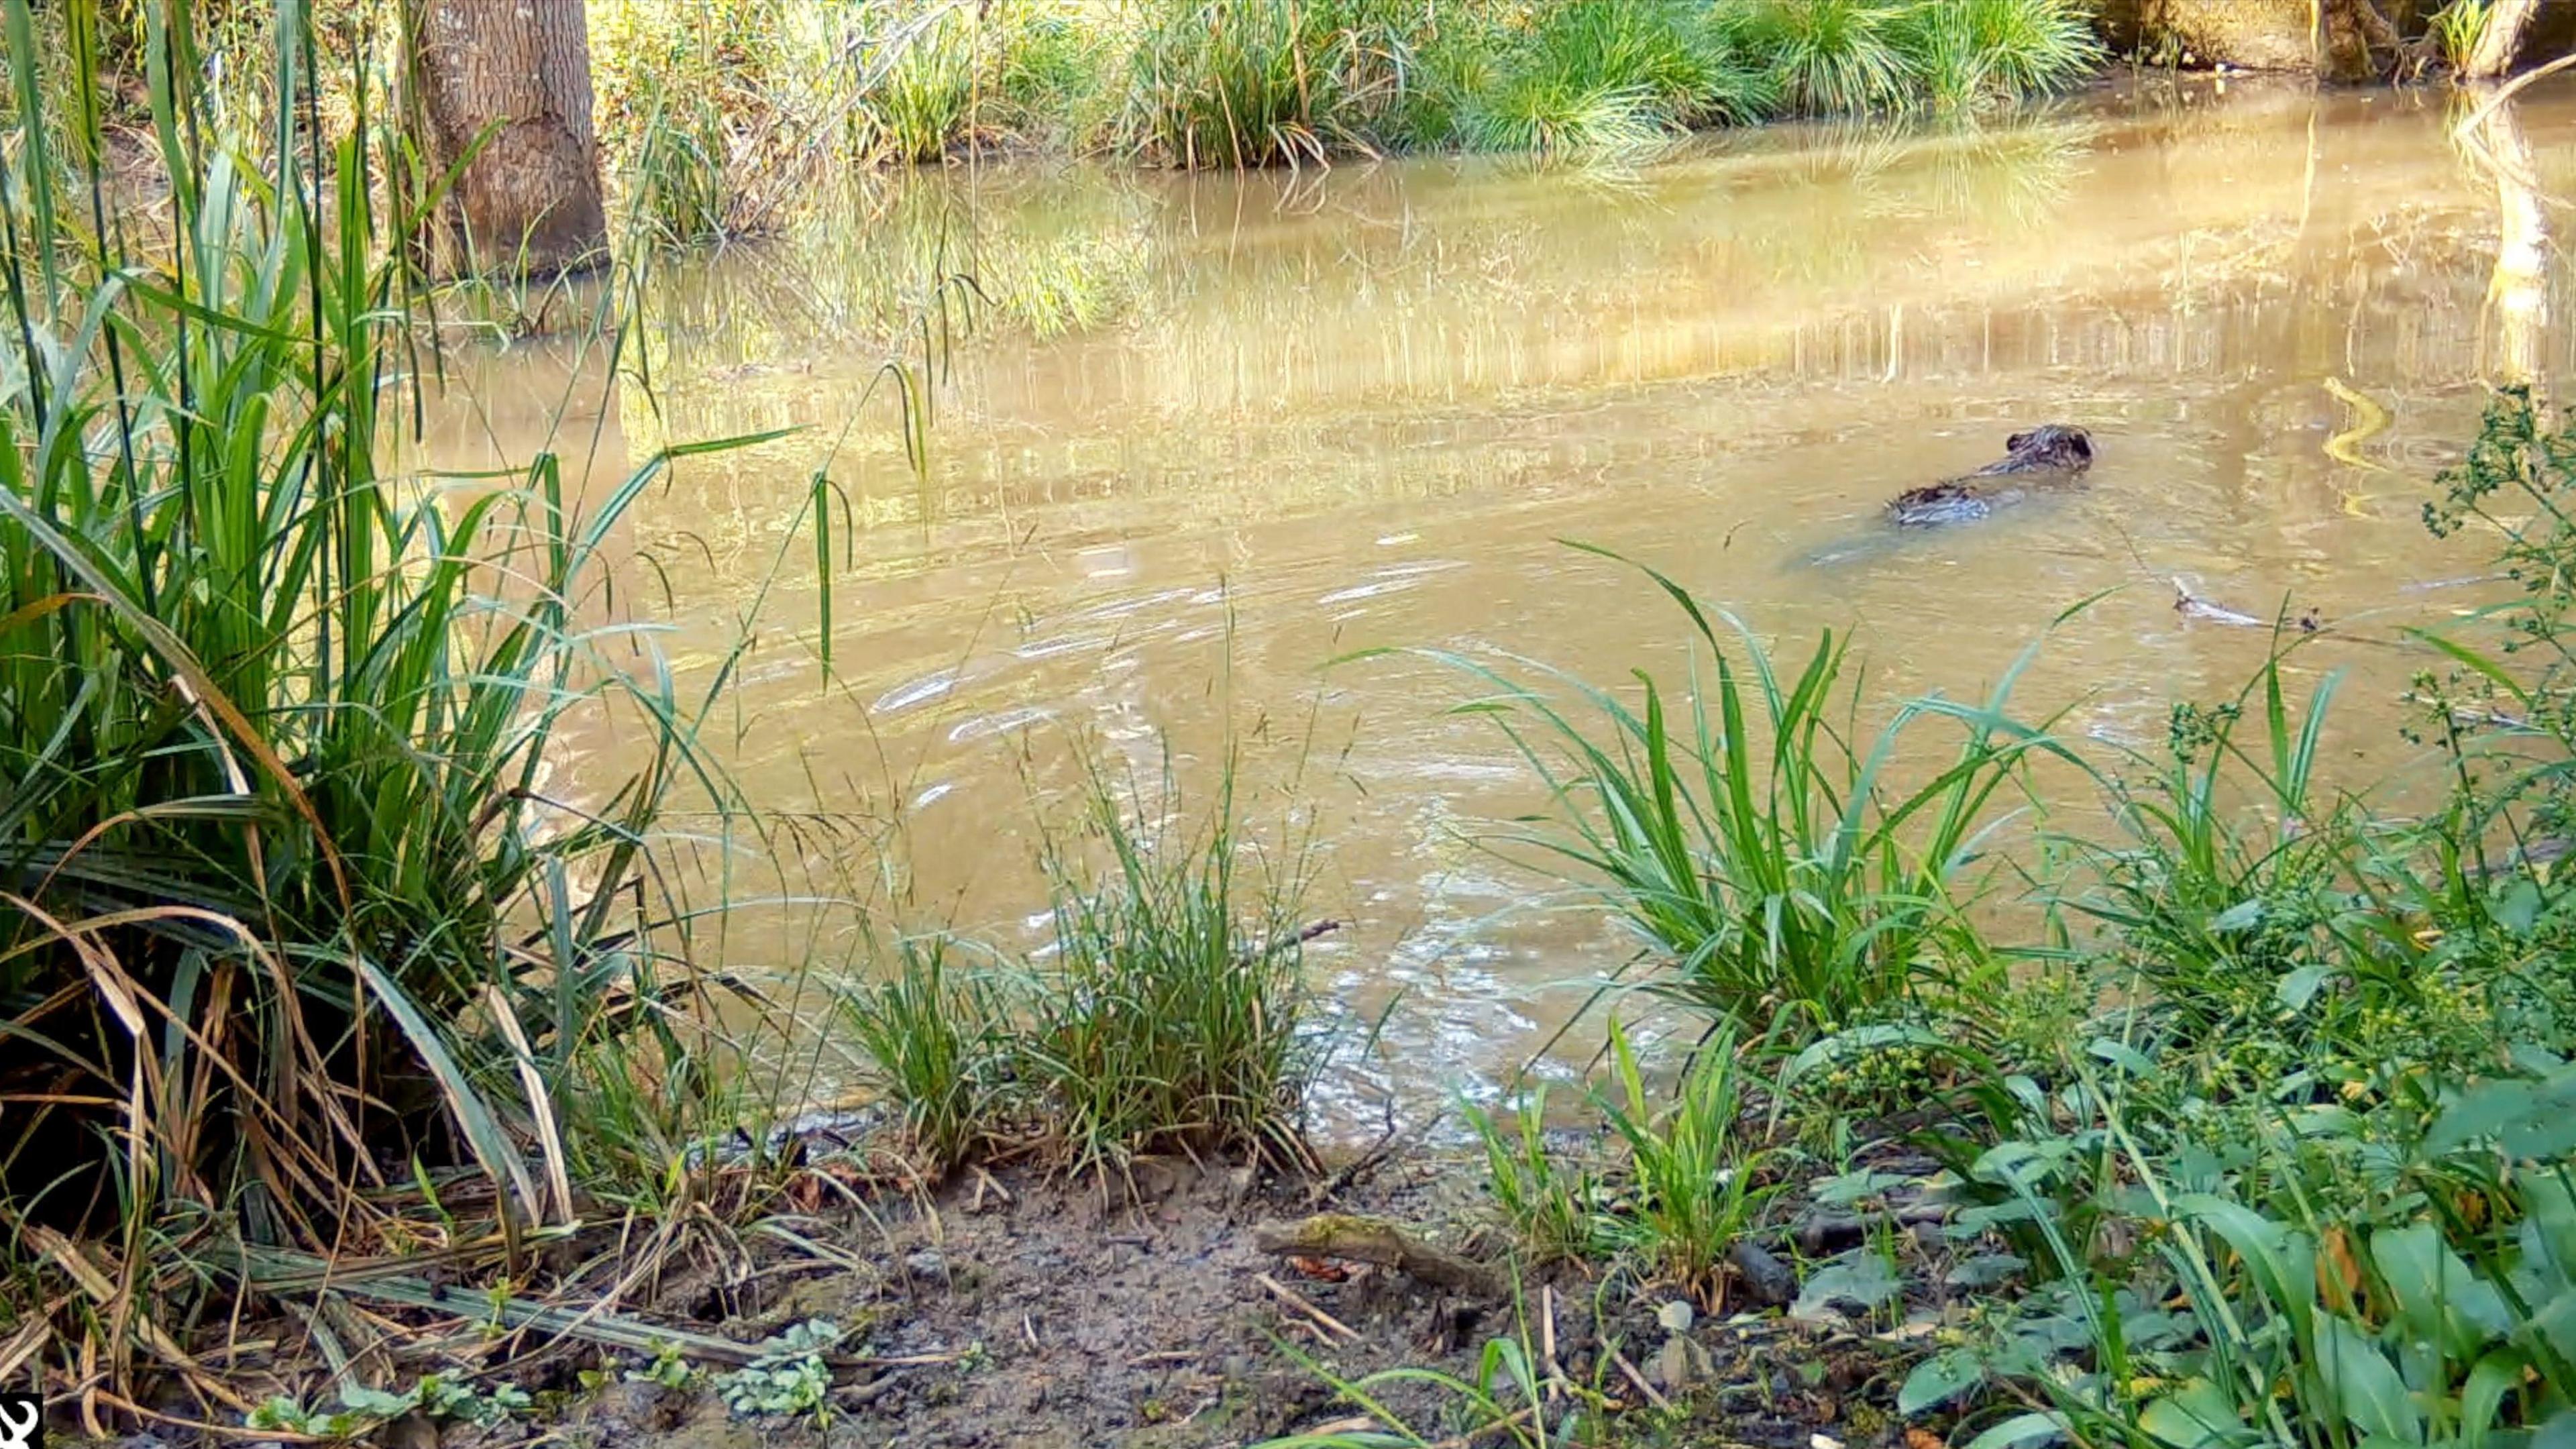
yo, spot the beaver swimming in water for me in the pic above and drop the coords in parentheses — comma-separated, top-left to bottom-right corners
(1884, 425, 2094, 527)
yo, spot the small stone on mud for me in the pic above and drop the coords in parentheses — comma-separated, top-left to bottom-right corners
(906, 1248, 949, 1283)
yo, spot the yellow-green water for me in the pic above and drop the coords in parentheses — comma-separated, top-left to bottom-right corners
(425, 76, 2575, 1110)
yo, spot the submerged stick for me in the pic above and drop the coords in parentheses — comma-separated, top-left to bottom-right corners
(1252, 1214, 1507, 1299)
(2171, 578, 2261, 627)
(1234, 918, 1343, 967)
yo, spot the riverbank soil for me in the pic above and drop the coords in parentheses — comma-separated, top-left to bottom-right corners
(529, 1148, 1941, 1449)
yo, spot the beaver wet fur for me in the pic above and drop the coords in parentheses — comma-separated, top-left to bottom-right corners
(1885, 425, 2094, 527)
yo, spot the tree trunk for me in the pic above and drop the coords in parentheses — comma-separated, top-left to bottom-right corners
(409, 0, 608, 278)
(2465, 0, 2542, 75)
(2091, 0, 2376, 76)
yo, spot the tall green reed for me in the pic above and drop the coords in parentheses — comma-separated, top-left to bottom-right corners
(0, 0, 765, 1267)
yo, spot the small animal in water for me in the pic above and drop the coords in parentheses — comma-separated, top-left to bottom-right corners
(1884, 425, 2096, 527)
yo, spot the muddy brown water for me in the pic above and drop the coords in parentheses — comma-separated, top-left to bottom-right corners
(421, 76, 2576, 1124)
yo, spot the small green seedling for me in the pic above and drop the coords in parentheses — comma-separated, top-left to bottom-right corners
(716, 1318, 844, 1424)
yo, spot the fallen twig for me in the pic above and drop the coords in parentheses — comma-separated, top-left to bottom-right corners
(1610, 1347, 1672, 1413)
(969, 1165, 1013, 1211)
(1256, 1273, 1360, 1343)
(223, 1244, 924, 1369)
(1235, 918, 1343, 967)
(1540, 1286, 1565, 1402)
(1308, 1104, 1433, 1209)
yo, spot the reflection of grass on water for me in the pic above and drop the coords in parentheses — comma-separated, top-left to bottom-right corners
(643, 173, 1157, 350)
(635, 107, 2096, 368)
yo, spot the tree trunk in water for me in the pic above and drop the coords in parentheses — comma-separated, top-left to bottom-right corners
(2466, 0, 2542, 74)
(410, 0, 608, 278)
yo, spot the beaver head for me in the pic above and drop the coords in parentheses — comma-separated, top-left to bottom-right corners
(2000, 424, 2094, 473)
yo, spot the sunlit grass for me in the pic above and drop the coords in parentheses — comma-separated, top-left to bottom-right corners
(1892, 0, 2101, 111)
(863, 11, 981, 162)
(579, 0, 2106, 205)
(1747, 0, 1911, 114)
(1450, 0, 1777, 153)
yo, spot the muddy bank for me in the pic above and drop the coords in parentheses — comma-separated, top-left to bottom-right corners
(520, 1145, 1957, 1449)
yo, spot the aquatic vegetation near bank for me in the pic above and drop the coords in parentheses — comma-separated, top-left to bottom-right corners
(1466, 1020, 1774, 1305)
(572, 0, 2100, 235)
(1297, 392, 2576, 1449)
(1421, 549, 2076, 1043)
(1118, 0, 1416, 167)
(837, 760, 1328, 1182)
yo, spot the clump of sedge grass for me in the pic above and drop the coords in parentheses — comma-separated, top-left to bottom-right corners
(1026, 760, 1325, 1179)
(862, 11, 981, 163)
(1429, 545, 2070, 1044)
(1888, 0, 2100, 112)
(1744, 0, 1914, 115)
(1450, 0, 1776, 153)
(835, 934, 1020, 1175)
(1116, 0, 1410, 166)
(837, 755, 1325, 1184)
